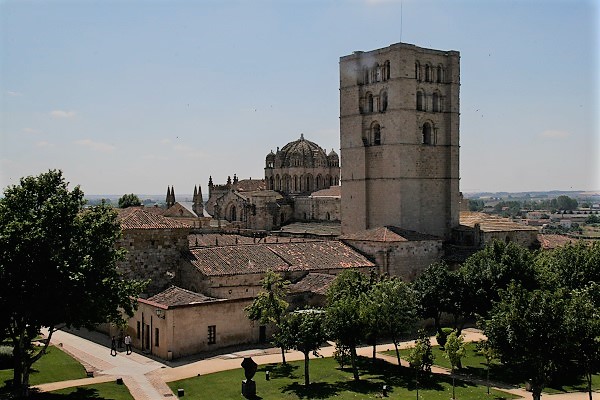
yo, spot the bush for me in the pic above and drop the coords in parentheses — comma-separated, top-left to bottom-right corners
(0, 345, 13, 369)
(436, 327, 454, 349)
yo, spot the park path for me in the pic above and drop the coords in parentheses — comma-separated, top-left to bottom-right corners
(34, 328, 596, 400)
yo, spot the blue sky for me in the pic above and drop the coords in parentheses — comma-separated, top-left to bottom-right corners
(1, 0, 598, 196)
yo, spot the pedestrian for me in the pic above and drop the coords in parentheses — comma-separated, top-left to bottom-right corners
(124, 334, 132, 355)
(110, 336, 117, 356)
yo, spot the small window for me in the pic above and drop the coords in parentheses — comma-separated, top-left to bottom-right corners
(423, 123, 432, 145)
(154, 328, 159, 347)
(136, 321, 141, 339)
(380, 91, 388, 112)
(208, 325, 216, 345)
(372, 123, 381, 145)
(425, 65, 431, 82)
(415, 61, 421, 81)
(384, 61, 390, 81)
(432, 92, 439, 112)
(367, 93, 374, 113)
(437, 65, 443, 83)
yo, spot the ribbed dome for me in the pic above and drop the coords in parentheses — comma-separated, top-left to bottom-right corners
(277, 134, 328, 168)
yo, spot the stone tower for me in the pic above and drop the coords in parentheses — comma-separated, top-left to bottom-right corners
(192, 185, 204, 216)
(166, 186, 175, 209)
(339, 43, 460, 239)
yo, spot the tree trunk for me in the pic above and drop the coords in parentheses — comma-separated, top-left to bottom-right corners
(372, 343, 377, 364)
(304, 352, 310, 386)
(281, 346, 286, 365)
(586, 372, 592, 400)
(531, 385, 542, 400)
(350, 345, 360, 381)
(393, 340, 401, 366)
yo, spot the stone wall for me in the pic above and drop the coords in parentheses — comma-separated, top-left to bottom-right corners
(342, 239, 443, 281)
(118, 228, 189, 295)
(293, 196, 340, 222)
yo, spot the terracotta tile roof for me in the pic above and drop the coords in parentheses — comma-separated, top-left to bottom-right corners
(234, 179, 266, 192)
(537, 234, 576, 250)
(289, 273, 335, 296)
(187, 240, 374, 276)
(267, 241, 375, 271)
(118, 208, 190, 230)
(459, 212, 538, 232)
(340, 226, 441, 242)
(147, 286, 218, 307)
(310, 186, 341, 198)
(188, 234, 316, 248)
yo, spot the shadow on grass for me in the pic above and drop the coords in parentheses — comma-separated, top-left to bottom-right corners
(281, 381, 342, 399)
(28, 388, 104, 400)
(258, 363, 300, 379)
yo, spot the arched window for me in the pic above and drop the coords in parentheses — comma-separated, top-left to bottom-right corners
(269, 176, 274, 190)
(432, 92, 439, 112)
(275, 175, 281, 191)
(293, 176, 298, 192)
(372, 122, 381, 146)
(422, 123, 432, 145)
(367, 93, 374, 113)
(437, 65, 443, 83)
(316, 175, 322, 189)
(380, 91, 388, 112)
(415, 61, 421, 81)
(425, 64, 431, 82)
(374, 64, 381, 82)
(334, 176, 339, 185)
(416, 91, 424, 111)
(230, 206, 237, 221)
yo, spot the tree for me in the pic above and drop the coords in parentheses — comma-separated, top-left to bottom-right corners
(413, 262, 454, 335)
(325, 269, 371, 381)
(277, 310, 327, 386)
(555, 195, 578, 211)
(118, 193, 142, 208)
(363, 277, 417, 365)
(0, 170, 145, 397)
(245, 270, 290, 364)
(406, 330, 435, 400)
(564, 284, 600, 400)
(535, 241, 600, 292)
(444, 331, 465, 399)
(484, 284, 569, 400)
(476, 340, 497, 395)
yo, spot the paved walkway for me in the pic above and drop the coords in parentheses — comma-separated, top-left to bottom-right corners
(34, 328, 596, 400)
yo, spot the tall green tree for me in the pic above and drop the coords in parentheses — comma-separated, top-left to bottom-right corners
(325, 269, 371, 381)
(0, 170, 145, 397)
(535, 241, 600, 292)
(245, 270, 290, 364)
(277, 310, 328, 386)
(484, 284, 569, 400)
(362, 277, 417, 365)
(118, 193, 142, 208)
(413, 262, 454, 335)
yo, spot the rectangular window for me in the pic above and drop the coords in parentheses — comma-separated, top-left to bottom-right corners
(155, 328, 159, 347)
(208, 325, 216, 345)
(136, 321, 140, 339)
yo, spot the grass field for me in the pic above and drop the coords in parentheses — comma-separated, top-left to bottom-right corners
(30, 382, 134, 400)
(384, 342, 600, 394)
(168, 356, 518, 399)
(0, 345, 86, 390)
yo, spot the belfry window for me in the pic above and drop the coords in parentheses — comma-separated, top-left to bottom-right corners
(372, 123, 381, 146)
(383, 61, 390, 81)
(437, 65, 443, 83)
(380, 91, 388, 112)
(432, 92, 439, 112)
(367, 93, 374, 113)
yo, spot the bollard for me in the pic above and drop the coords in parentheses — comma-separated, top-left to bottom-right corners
(116, 377, 123, 385)
(266, 371, 270, 381)
(177, 388, 184, 397)
(382, 384, 388, 397)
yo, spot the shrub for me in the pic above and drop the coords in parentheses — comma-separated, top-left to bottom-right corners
(333, 341, 351, 369)
(0, 345, 13, 369)
(436, 327, 454, 349)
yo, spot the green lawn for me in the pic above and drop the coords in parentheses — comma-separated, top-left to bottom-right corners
(383, 342, 600, 394)
(168, 356, 518, 399)
(30, 382, 134, 400)
(0, 345, 87, 390)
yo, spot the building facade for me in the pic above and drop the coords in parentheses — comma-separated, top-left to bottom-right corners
(340, 43, 461, 239)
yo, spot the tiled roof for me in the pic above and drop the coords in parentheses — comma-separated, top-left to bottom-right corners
(234, 179, 266, 192)
(267, 241, 375, 271)
(459, 212, 538, 232)
(537, 234, 575, 250)
(147, 286, 218, 307)
(118, 208, 190, 230)
(187, 240, 374, 276)
(310, 186, 341, 198)
(340, 226, 441, 242)
(289, 273, 336, 296)
(278, 222, 341, 236)
(188, 233, 316, 248)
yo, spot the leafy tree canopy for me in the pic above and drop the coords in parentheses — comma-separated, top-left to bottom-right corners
(118, 193, 142, 208)
(0, 170, 145, 397)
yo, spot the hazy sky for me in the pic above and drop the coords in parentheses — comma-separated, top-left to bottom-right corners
(1, 0, 598, 196)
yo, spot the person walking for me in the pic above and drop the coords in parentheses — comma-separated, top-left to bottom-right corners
(124, 334, 132, 355)
(110, 336, 117, 356)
